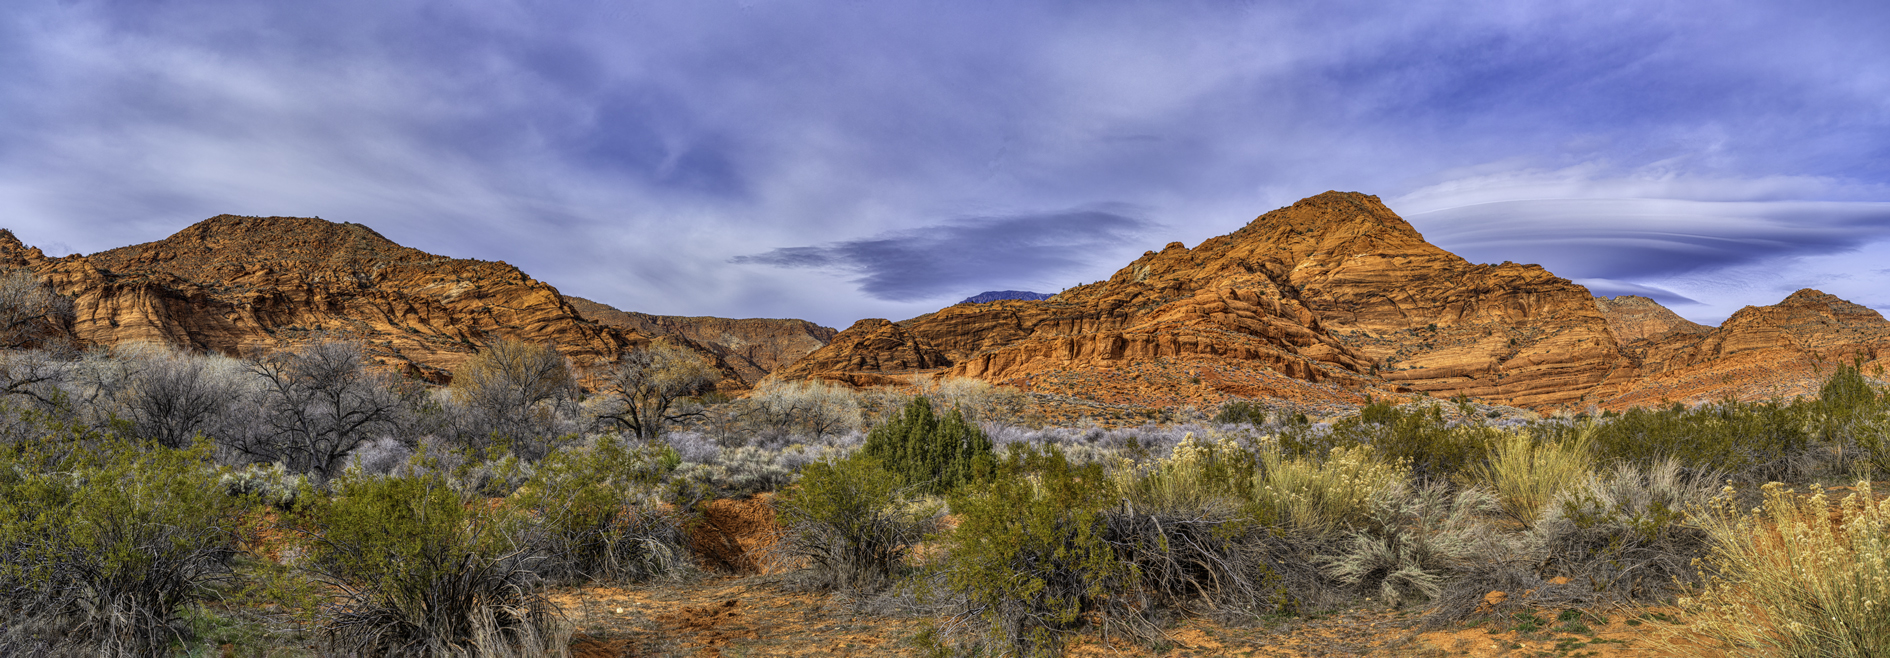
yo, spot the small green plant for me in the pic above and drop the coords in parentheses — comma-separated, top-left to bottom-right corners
(295, 471, 567, 655)
(1329, 403, 1495, 480)
(1213, 399, 1269, 426)
(861, 396, 994, 496)
(1681, 480, 1890, 657)
(0, 435, 249, 656)
(510, 435, 695, 585)
(777, 454, 941, 594)
(932, 444, 1125, 657)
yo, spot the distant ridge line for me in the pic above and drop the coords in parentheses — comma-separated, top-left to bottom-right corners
(959, 290, 1051, 304)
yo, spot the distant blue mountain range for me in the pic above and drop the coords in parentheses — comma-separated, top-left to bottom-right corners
(959, 290, 1052, 304)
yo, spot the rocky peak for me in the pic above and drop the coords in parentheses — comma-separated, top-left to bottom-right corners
(1594, 295, 1710, 344)
(7, 215, 749, 387)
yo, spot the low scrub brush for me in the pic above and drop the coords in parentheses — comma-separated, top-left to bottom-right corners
(1471, 429, 1592, 525)
(0, 439, 247, 657)
(1254, 444, 1408, 536)
(1534, 459, 1718, 603)
(1682, 480, 1890, 657)
(296, 472, 568, 656)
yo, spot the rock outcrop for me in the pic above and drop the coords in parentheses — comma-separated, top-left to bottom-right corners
(785, 192, 1645, 409)
(771, 319, 951, 387)
(566, 296, 836, 386)
(1594, 295, 1710, 345)
(0, 216, 739, 385)
(1601, 289, 1890, 407)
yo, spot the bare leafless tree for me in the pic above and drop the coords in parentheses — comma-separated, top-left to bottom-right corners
(230, 340, 413, 483)
(121, 348, 252, 449)
(445, 338, 579, 459)
(594, 342, 719, 439)
(0, 268, 72, 349)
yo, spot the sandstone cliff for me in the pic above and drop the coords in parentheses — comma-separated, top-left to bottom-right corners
(780, 192, 1651, 410)
(1602, 289, 1890, 407)
(0, 216, 737, 385)
(566, 296, 836, 386)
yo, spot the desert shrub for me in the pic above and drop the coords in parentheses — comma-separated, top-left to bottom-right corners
(1114, 432, 1257, 511)
(0, 268, 73, 349)
(1470, 429, 1593, 525)
(1532, 459, 1717, 603)
(219, 461, 308, 510)
(295, 471, 567, 656)
(511, 435, 694, 585)
(1254, 444, 1408, 536)
(1682, 480, 1890, 657)
(1585, 399, 1810, 481)
(672, 444, 823, 497)
(1105, 433, 1330, 624)
(739, 379, 863, 441)
(111, 346, 254, 450)
(777, 454, 942, 594)
(230, 339, 416, 485)
(930, 444, 1126, 657)
(445, 339, 580, 461)
(592, 341, 720, 440)
(1327, 403, 1494, 481)
(1212, 399, 1270, 426)
(0, 437, 248, 656)
(861, 396, 993, 496)
(1320, 484, 1514, 607)
(909, 377, 1030, 424)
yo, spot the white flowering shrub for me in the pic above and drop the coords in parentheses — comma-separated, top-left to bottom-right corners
(1683, 480, 1890, 657)
(1254, 445, 1408, 535)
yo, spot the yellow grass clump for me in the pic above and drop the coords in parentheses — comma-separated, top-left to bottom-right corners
(1470, 429, 1593, 525)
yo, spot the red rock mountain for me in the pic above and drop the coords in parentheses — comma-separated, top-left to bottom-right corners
(776, 192, 1890, 411)
(1602, 289, 1890, 407)
(783, 192, 1636, 409)
(0, 216, 749, 385)
(565, 297, 836, 386)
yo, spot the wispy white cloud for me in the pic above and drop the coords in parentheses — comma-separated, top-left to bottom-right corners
(1, 0, 1887, 328)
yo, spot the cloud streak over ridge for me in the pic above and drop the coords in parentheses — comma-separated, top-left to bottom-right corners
(0, 1, 1886, 327)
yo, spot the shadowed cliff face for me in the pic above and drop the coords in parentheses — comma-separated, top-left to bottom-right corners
(565, 296, 836, 386)
(0, 215, 737, 385)
(773, 192, 1890, 411)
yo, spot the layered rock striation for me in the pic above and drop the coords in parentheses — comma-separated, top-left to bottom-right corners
(788, 192, 1645, 409)
(0, 216, 738, 385)
(779, 192, 1890, 411)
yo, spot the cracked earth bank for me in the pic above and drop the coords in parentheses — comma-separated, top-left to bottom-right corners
(556, 575, 1708, 657)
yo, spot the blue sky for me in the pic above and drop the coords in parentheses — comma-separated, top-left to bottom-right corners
(4, 1, 1888, 329)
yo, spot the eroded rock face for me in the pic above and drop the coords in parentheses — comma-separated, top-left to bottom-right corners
(776, 191, 1642, 410)
(566, 296, 836, 386)
(771, 319, 950, 387)
(1595, 295, 1710, 345)
(1603, 289, 1890, 407)
(0, 216, 734, 384)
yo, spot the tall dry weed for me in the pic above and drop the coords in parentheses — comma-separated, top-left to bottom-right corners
(1471, 429, 1593, 525)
